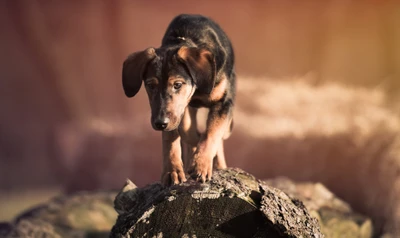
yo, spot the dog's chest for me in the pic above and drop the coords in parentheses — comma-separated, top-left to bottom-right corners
(189, 91, 220, 108)
(189, 96, 211, 108)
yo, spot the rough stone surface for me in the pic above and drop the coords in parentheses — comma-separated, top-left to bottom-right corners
(1, 191, 117, 238)
(263, 177, 373, 238)
(111, 168, 324, 237)
(0, 169, 374, 237)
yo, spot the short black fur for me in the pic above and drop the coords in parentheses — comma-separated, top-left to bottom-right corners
(122, 14, 237, 185)
(162, 14, 236, 102)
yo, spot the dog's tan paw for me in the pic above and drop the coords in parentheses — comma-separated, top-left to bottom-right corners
(189, 154, 213, 183)
(161, 169, 187, 186)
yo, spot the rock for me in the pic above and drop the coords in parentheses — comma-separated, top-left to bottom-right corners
(111, 168, 324, 237)
(2, 191, 117, 238)
(0, 168, 375, 237)
(263, 177, 373, 238)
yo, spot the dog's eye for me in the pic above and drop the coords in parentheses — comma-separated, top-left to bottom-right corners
(173, 82, 183, 90)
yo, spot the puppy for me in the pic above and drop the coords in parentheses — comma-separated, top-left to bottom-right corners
(122, 14, 235, 185)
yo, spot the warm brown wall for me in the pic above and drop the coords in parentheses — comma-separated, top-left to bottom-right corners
(1, 0, 400, 235)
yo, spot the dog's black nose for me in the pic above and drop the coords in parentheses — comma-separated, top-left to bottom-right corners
(154, 118, 169, 130)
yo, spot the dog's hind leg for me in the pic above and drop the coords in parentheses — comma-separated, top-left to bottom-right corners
(213, 118, 232, 169)
(182, 142, 197, 171)
(213, 140, 227, 169)
(179, 106, 200, 171)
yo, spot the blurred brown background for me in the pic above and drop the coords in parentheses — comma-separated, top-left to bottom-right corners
(0, 0, 400, 235)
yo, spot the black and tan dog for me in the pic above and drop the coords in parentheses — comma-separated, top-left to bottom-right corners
(122, 14, 235, 185)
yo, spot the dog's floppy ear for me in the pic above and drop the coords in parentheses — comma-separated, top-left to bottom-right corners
(177, 46, 216, 94)
(122, 48, 156, 97)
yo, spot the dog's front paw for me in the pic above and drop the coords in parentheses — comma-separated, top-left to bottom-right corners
(188, 153, 213, 183)
(161, 168, 187, 186)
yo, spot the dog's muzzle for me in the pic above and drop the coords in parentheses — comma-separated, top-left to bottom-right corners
(154, 118, 170, 130)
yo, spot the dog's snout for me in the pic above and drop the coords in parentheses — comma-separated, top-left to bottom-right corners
(154, 118, 170, 130)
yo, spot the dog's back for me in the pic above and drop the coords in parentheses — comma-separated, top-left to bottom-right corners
(162, 14, 234, 77)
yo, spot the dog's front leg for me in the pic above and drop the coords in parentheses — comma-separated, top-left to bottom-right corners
(189, 102, 232, 182)
(161, 130, 186, 186)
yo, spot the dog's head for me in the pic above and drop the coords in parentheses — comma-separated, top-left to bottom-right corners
(122, 46, 216, 131)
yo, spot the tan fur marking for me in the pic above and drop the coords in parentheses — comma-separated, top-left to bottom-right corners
(191, 73, 228, 103)
(210, 74, 228, 101)
(214, 141, 227, 169)
(197, 51, 212, 69)
(182, 142, 197, 171)
(179, 107, 199, 146)
(179, 107, 199, 170)
(177, 46, 190, 60)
